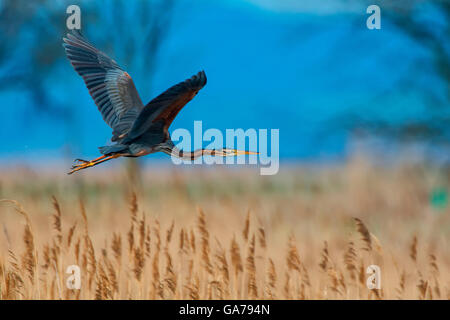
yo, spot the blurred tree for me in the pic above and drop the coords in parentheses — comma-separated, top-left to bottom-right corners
(0, 1, 70, 119)
(0, 0, 176, 184)
(343, 0, 450, 147)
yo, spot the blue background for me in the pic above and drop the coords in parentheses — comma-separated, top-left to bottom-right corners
(0, 0, 448, 165)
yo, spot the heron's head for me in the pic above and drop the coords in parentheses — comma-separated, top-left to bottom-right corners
(219, 148, 259, 156)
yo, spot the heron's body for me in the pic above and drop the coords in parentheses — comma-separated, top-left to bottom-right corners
(100, 120, 168, 158)
(63, 30, 255, 174)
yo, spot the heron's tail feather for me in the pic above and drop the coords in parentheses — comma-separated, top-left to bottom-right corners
(98, 144, 128, 155)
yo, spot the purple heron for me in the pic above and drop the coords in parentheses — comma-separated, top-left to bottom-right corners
(63, 30, 256, 174)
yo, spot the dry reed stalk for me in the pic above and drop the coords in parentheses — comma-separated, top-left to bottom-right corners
(165, 220, 175, 249)
(245, 234, 257, 298)
(85, 235, 97, 291)
(51, 196, 63, 246)
(230, 235, 243, 277)
(396, 270, 406, 299)
(79, 199, 88, 234)
(49, 278, 55, 299)
(111, 232, 122, 267)
(132, 247, 145, 282)
(358, 259, 366, 282)
(185, 274, 200, 300)
(179, 228, 185, 254)
(417, 276, 428, 300)
(257, 225, 267, 296)
(164, 250, 177, 297)
(145, 224, 151, 258)
(42, 244, 51, 272)
(1, 200, 38, 298)
(74, 237, 81, 266)
(177, 228, 187, 297)
(230, 235, 243, 299)
(410, 235, 418, 263)
(258, 227, 266, 249)
(319, 241, 329, 272)
(343, 241, 357, 281)
(184, 259, 194, 298)
(370, 287, 382, 300)
(353, 218, 372, 252)
(95, 262, 112, 300)
(151, 251, 162, 299)
(21, 223, 35, 285)
(50, 240, 60, 274)
(287, 235, 301, 272)
(300, 264, 311, 289)
(284, 271, 291, 299)
(338, 270, 347, 297)
(151, 219, 162, 299)
(197, 208, 213, 276)
(327, 268, 340, 297)
(129, 192, 138, 225)
(127, 224, 135, 257)
(7, 249, 24, 299)
(104, 255, 118, 296)
(138, 215, 146, 250)
(52, 261, 62, 299)
(154, 220, 161, 253)
(67, 223, 77, 249)
(433, 281, 441, 299)
(265, 258, 277, 299)
(78, 199, 95, 297)
(242, 211, 250, 242)
(428, 252, 441, 298)
(190, 229, 196, 253)
(214, 240, 230, 298)
(371, 233, 383, 256)
(429, 253, 439, 277)
(133, 246, 145, 298)
(0, 258, 4, 297)
(50, 196, 65, 298)
(286, 235, 303, 299)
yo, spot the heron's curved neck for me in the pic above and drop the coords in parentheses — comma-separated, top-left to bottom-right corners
(163, 146, 218, 160)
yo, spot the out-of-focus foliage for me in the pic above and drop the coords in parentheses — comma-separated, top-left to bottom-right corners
(0, 0, 448, 163)
(340, 0, 450, 144)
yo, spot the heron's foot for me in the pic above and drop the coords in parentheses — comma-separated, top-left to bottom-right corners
(68, 154, 117, 175)
(71, 155, 107, 170)
(71, 159, 90, 169)
(68, 161, 96, 174)
(71, 161, 92, 170)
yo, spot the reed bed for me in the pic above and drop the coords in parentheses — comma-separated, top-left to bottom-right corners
(0, 157, 449, 299)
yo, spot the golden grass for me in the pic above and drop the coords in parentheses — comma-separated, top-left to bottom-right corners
(0, 156, 449, 299)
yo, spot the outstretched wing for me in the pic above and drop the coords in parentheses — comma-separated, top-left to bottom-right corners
(123, 71, 207, 142)
(63, 30, 144, 139)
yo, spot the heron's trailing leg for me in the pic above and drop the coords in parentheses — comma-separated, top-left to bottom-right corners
(71, 155, 108, 169)
(74, 155, 107, 165)
(68, 154, 121, 175)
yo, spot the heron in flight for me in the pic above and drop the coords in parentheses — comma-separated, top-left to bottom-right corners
(63, 30, 256, 174)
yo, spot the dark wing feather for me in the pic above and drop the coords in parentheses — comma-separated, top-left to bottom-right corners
(63, 30, 144, 139)
(124, 71, 207, 142)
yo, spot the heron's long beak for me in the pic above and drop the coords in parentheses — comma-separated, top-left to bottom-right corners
(234, 150, 259, 155)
